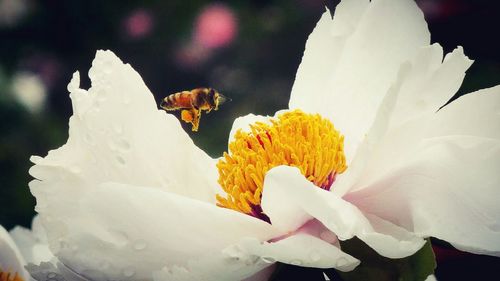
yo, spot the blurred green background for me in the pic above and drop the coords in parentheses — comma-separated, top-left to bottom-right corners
(1, 0, 499, 279)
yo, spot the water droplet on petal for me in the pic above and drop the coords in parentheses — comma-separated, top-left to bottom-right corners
(112, 231, 129, 246)
(309, 250, 321, 262)
(260, 256, 275, 264)
(133, 239, 147, 251)
(115, 138, 131, 151)
(69, 166, 81, 174)
(58, 238, 68, 249)
(46, 272, 57, 279)
(123, 268, 135, 277)
(113, 124, 123, 134)
(327, 218, 338, 230)
(116, 155, 126, 165)
(336, 257, 349, 268)
(290, 259, 302, 266)
(84, 133, 95, 145)
(223, 245, 243, 258)
(93, 102, 101, 112)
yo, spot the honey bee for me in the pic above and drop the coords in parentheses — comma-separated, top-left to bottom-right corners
(160, 88, 230, 132)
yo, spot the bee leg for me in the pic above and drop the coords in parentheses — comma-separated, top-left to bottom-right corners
(181, 108, 201, 132)
(191, 108, 201, 132)
(181, 109, 194, 123)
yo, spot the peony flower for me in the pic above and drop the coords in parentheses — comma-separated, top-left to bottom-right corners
(28, 0, 500, 280)
(1, 225, 28, 281)
(1, 217, 53, 281)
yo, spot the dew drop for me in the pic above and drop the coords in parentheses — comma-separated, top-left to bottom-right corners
(84, 133, 95, 145)
(116, 155, 126, 165)
(336, 257, 349, 268)
(133, 239, 147, 251)
(92, 101, 101, 112)
(69, 166, 81, 174)
(112, 230, 129, 246)
(70, 244, 79, 252)
(46, 272, 57, 279)
(112, 124, 123, 134)
(488, 222, 500, 232)
(223, 245, 243, 258)
(290, 259, 302, 266)
(58, 238, 68, 249)
(123, 268, 135, 277)
(115, 138, 131, 151)
(260, 256, 275, 264)
(327, 218, 338, 230)
(309, 251, 321, 262)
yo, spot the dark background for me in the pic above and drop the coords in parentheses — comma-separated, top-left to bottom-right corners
(1, 0, 499, 280)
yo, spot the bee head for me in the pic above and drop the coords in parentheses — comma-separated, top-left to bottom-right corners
(208, 88, 230, 110)
(207, 88, 231, 110)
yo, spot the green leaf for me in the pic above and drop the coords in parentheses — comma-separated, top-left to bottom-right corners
(325, 238, 436, 281)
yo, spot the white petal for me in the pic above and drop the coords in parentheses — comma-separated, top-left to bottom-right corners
(347, 136, 500, 256)
(31, 181, 280, 281)
(386, 45, 473, 129)
(152, 249, 270, 281)
(240, 234, 359, 271)
(26, 261, 90, 281)
(289, 1, 368, 116)
(290, 0, 430, 162)
(30, 50, 219, 204)
(9, 225, 53, 266)
(228, 113, 272, 144)
(0, 225, 28, 280)
(261, 166, 425, 259)
(333, 45, 473, 196)
(427, 85, 500, 139)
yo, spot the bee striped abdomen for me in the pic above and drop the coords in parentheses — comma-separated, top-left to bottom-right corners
(161, 91, 193, 110)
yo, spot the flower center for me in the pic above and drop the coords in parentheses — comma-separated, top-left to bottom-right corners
(216, 109, 347, 221)
(0, 271, 24, 281)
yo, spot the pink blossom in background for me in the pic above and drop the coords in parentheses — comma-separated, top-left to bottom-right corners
(123, 9, 154, 39)
(174, 41, 212, 69)
(194, 3, 238, 49)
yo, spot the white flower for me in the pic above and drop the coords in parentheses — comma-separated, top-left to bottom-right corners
(1, 225, 28, 281)
(29, 0, 500, 281)
(1, 217, 54, 281)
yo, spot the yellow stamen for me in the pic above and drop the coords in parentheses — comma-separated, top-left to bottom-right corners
(0, 271, 24, 281)
(216, 109, 347, 221)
